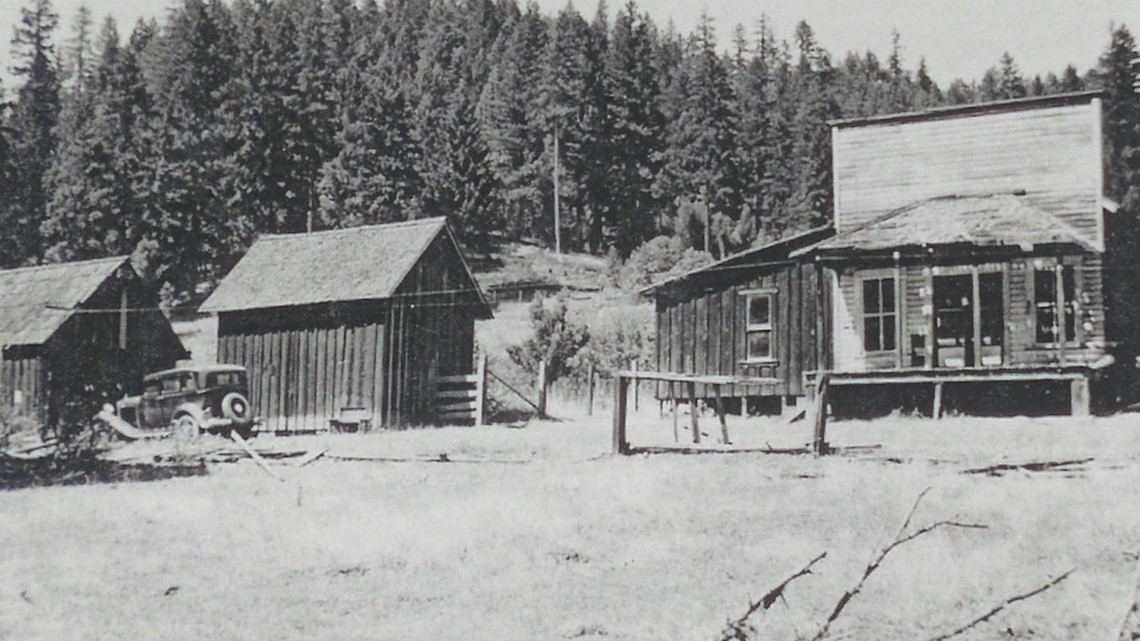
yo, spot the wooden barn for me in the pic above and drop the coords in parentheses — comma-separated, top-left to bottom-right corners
(199, 217, 492, 432)
(641, 227, 834, 414)
(0, 256, 188, 429)
(645, 92, 1140, 417)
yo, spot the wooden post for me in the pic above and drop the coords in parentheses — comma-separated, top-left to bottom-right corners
(1070, 376, 1090, 417)
(119, 288, 128, 350)
(632, 360, 640, 411)
(537, 360, 548, 418)
(932, 381, 944, 419)
(811, 375, 829, 456)
(687, 379, 700, 444)
(474, 353, 487, 427)
(971, 266, 982, 368)
(586, 361, 595, 416)
(1055, 263, 1066, 365)
(714, 383, 729, 444)
(670, 381, 679, 443)
(612, 373, 629, 454)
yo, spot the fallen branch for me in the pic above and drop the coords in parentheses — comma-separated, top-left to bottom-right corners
(925, 569, 1074, 641)
(809, 488, 987, 641)
(231, 432, 283, 481)
(292, 448, 328, 468)
(719, 552, 827, 641)
(1116, 552, 1140, 641)
(962, 458, 1093, 476)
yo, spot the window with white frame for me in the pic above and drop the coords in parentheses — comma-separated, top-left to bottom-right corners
(862, 277, 897, 352)
(744, 292, 774, 360)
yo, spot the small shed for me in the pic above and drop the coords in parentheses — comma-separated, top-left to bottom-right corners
(199, 217, 492, 431)
(641, 226, 835, 414)
(0, 256, 188, 429)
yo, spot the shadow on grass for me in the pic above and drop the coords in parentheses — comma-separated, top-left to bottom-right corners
(0, 453, 207, 491)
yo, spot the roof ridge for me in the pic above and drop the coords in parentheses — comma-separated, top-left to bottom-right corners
(0, 255, 128, 275)
(258, 217, 448, 241)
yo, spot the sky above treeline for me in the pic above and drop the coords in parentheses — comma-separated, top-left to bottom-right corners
(0, 0, 1136, 86)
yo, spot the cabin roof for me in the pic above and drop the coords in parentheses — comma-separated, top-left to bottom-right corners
(0, 256, 131, 347)
(199, 217, 491, 315)
(799, 194, 1098, 256)
(640, 226, 834, 297)
(828, 91, 1102, 129)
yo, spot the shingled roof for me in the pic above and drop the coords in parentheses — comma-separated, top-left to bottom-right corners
(800, 195, 1098, 256)
(0, 256, 130, 347)
(200, 217, 488, 314)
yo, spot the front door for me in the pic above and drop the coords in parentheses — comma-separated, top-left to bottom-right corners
(932, 272, 1004, 368)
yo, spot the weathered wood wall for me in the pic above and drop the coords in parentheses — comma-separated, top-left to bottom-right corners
(833, 97, 1103, 245)
(0, 350, 44, 424)
(655, 261, 825, 401)
(216, 232, 481, 431)
(830, 252, 1107, 372)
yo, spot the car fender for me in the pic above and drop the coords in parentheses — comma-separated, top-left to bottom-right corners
(172, 403, 208, 426)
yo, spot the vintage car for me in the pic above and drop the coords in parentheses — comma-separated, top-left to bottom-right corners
(117, 364, 256, 438)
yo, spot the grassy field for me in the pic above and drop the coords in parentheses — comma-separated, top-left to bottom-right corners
(1, 411, 1139, 641)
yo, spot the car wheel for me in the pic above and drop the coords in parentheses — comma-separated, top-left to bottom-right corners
(173, 414, 199, 440)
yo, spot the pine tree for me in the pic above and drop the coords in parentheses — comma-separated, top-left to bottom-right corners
(783, 20, 835, 231)
(6, 0, 61, 266)
(1097, 25, 1140, 210)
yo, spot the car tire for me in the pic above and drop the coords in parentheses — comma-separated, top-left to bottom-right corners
(173, 414, 199, 440)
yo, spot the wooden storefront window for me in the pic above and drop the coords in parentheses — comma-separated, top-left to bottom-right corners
(1034, 267, 1076, 344)
(862, 277, 897, 352)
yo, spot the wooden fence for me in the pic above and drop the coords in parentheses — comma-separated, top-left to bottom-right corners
(434, 354, 487, 426)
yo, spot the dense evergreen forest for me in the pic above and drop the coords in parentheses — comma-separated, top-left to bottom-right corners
(1, 0, 1138, 303)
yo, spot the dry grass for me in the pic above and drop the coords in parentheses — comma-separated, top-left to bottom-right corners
(1, 411, 1139, 641)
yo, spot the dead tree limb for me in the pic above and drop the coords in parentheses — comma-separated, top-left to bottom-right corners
(720, 552, 827, 641)
(925, 569, 1074, 641)
(1116, 553, 1140, 641)
(962, 458, 1093, 476)
(809, 488, 987, 641)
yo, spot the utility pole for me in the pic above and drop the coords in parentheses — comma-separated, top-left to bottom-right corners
(553, 120, 562, 257)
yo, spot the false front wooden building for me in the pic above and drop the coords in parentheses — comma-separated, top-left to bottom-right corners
(793, 91, 1136, 416)
(199, 217, 492, 431)
(0, 256, 188, 430)
(644, 92, 1139, 417)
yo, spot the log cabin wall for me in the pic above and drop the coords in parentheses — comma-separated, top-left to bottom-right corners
(828, 251, 1107, 372)
(654, 260, 825, 401)
(832, 95, 1104, 248)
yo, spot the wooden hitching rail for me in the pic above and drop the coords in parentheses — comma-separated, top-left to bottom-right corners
(612, 371, 781, 455)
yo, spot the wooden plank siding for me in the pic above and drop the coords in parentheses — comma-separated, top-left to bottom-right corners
(827, 252, 1109, 374)
(654, 261, 822, 400)
(215, 231, 482, 430)
(833, 99, 1103, 246)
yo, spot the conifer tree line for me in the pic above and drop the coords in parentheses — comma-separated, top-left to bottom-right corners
(0, 0, 1138, 302)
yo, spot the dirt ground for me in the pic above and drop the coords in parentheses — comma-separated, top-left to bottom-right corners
(1, 409, 1139, 641)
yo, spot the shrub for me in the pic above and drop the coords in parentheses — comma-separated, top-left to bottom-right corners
(620, 235, 713, 290)
(507, 294, 589, 385)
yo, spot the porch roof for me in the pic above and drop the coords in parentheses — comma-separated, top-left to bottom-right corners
(797, 194, 1098, 256)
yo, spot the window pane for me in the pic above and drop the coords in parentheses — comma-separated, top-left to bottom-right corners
(882, 315, 896, 351)
(863, 280, 880, 314)
(1035, 269, 1055, 303)
(747, 330, 772, 359)
(748, 295, 770, 326)
(881, 278, 895, 312)
(864, 316, 882, 352)
(1036, 308, 1057, 343)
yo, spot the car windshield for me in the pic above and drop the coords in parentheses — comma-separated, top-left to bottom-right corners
(206, 371, 246, 388)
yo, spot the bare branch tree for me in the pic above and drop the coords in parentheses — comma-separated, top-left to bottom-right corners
(719, 551, 827, 641)
(925, 569, 1074, 641)
(809, 488, 987, 641)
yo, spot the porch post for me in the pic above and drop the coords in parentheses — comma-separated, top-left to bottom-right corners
(971, 266, 982, 368)
(1070, 375, 1090, 417)
(1055, 263, 1066, 365)
(893, 251, 903, 369)
(924, 265, 934, 370)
